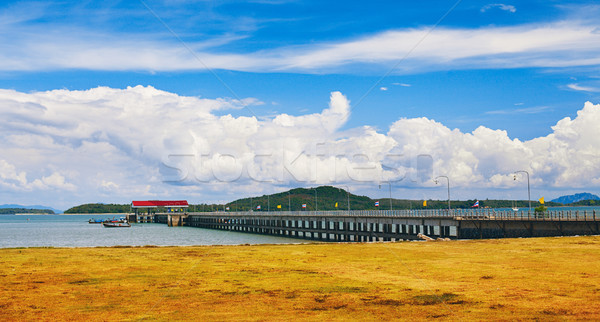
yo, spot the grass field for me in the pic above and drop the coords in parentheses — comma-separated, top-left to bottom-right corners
(1, 236, 599, 320)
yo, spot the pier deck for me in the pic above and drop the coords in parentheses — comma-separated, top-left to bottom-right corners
(128, 209, 600, 241)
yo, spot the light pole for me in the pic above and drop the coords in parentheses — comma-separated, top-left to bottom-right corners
(338, 186, 351, 213)
(434, 176, 450, 214)
(378, 182, 393, 210)
(268, 195, 270, 212)
(311, 187, 318, 211)
(287, 191, 291, 211)
(514, 170, 531, 214)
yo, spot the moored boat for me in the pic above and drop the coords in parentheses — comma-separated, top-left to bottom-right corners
(102, 221, 131, 228)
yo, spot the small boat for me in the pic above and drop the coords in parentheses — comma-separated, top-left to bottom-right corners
(511, 201, 519, 212)
(88, 218, 104, 224)
(105, 217, 127, 223)
(102, 221, 131, 228)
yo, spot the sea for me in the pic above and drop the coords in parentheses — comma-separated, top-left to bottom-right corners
(2, 206, 599, 248)
(0, 214, 300, 248)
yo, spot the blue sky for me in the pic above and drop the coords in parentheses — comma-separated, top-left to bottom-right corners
(1, 0, 600, 209)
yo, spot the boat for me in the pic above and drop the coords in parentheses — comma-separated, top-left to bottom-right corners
(102, 221, 131, 228)
(88, 218, 104, 224)
(105, 217, 127, 223)
(512, 201, 519, 212)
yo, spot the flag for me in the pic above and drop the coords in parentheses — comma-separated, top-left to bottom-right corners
(539, 197, 544, 205)
(375, 201, 379, 207)
(335, 202, 338, 208)
(423, 200, 427, 207)
(256, 205, 261, 210)
(471, 200, 479, 208)
(302, 204, 307, 209)
(277, 205, 281, 209)
(226, 207, 230, 211)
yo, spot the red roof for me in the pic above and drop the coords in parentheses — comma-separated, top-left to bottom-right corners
(131, 200, 189, 208)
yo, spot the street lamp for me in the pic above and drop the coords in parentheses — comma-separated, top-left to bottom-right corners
(378, 182, 393, 210)
(311, 187, 318, 211)
(434, 176, 451, 214)
(514, 170, 531, 214)
(338, 186, 351, 213)
(287, 191, 291, 211)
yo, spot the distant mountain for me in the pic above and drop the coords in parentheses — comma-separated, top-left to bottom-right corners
(551, 193, 600, 204)
(0, 204, 63, 214)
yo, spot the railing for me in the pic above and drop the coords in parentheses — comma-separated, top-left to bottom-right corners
(178, 209, 599, 221)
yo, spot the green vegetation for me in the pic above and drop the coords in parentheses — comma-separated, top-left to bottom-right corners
(1, 237, 599, 320)
(220, 186, 563, 211)
(222, 186, 373, 211)
(0, 208, 54, 214)
(571, 199, 600, 206)
(64, 203, 130, 214)
(534, 205, 548, 218)
(64, 186, 599, 213)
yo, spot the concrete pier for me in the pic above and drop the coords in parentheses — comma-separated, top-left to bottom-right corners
(142, 209, 600, 241)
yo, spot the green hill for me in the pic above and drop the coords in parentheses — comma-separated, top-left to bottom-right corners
(218, 186, 559, 211)
(64, 203, 130, 214)
(222, 186, 373, 211)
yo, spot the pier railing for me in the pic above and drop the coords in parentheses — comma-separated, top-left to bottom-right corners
(181, 209, 599, 221)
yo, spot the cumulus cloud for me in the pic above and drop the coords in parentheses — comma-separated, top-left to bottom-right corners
(0, 159, 74, 191)
(387, 102, 600, 188)
(1, 86, 600, 208)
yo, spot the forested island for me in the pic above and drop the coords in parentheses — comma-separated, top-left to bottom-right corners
(0, 208, 55, 214)
(64, 203, 131, 214)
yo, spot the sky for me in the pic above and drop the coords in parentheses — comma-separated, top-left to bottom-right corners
(1, 0, 600, 210)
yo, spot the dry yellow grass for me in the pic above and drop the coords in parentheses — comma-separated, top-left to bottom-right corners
(1, 236, 600, 320)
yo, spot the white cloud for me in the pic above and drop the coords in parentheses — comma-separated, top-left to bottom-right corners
(567, 83, 600, 92)
(1, 86, 600, 208)
(0, 19, 599, 73)
(481, 4, 517, 13)
(380, 87, 388, 91)
(0, 159, 28, 188)
(392, 83, 411, 87)
(31, 172, 76, 191)
(387, 101, 600, 188)
(0, 159, 75, 191)
(485, 105, 551, 115)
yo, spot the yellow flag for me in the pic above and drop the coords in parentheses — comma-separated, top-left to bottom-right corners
(335, 202, 338, 208)
(423, 200, 427, 207)
(277, 204, 281, 209)
(539, 197, 544, 205)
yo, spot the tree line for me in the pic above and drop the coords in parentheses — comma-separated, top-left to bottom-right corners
(63, 186, 593, 213)
(0, 208, 55, 214)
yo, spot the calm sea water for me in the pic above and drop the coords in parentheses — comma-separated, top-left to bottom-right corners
(0, 214, 300, 248)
